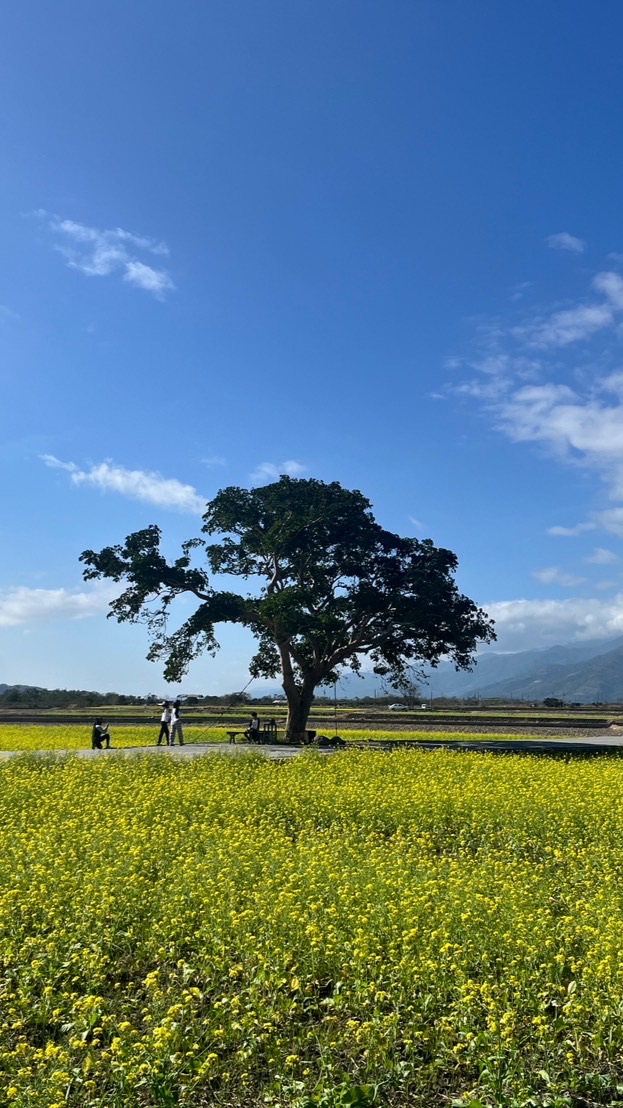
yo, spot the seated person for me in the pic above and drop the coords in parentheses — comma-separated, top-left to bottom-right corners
(244, 711, 261, 741)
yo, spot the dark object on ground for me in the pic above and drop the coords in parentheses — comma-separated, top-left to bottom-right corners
(315, 734, 347, 748)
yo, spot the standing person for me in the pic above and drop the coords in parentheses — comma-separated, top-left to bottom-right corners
(169, 699, 185, 746)
(157, 702, 171, 746)
(246, 711, 261, 742)
(91, 717, 112, 750)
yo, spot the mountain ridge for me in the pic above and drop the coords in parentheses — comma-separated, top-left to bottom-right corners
(6, 635, 623, 703)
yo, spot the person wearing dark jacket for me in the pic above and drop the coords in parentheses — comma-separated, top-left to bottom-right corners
(91, 718, 111, 750)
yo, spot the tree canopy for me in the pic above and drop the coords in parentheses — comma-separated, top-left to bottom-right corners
(80, 476, 495, 737)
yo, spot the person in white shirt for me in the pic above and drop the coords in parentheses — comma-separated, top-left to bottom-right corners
(246, 711, 261, 742)
(170, 699, 185, 746)
(157, 702, 172, 746)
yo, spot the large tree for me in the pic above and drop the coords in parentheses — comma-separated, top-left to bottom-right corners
(80, 477, 495, 739)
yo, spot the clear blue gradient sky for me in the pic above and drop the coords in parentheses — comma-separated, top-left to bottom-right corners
(3, 1, 623, 695)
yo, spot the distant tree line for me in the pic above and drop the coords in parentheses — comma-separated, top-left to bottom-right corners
(0, 686, 151, 708)
(0, 686, 601, 711)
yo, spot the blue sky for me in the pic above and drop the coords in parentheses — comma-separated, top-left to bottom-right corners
(4, 0, 623, 695)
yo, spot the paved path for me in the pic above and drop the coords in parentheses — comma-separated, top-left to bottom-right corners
(378, 735, 623, 756)
(0, 741, 335, 762)
(2, 735, 623, 761)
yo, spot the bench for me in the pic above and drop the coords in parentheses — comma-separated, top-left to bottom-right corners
(226, 723, 279, 745)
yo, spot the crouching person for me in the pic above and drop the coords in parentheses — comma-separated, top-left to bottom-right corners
(91, 717, 112, 750)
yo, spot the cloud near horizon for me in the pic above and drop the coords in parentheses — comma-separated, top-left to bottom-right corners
(485, 593, 623, 652)
(0, 582, 119, 628)
(36, 213, 175, 298)
(5, 577, 623, 656)
(42, 455, 206, 514)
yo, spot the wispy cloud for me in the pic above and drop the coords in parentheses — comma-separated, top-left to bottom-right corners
(201, 455, 227, 468)
(35, 213, 174, 299)
(593, 270, 623, 309)
(546, 231, 586, 254)
(123, 260, 174, 297)
(532, 566, 586, 588)
(510, 281, 533, 303)
(547, 521, 596, 537)
(0, 582, 118, 628)
(249, 460, 307, 485)
(42, 455, 205, 514)
(585, 547, 619, 565)
(525, 302, 613, 348)
(593, 507, 623, 537)
(451, 254, 623, 523)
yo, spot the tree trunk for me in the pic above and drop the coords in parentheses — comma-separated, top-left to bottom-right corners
(279, 644, 318, 743)
(284, 690, 315, 743)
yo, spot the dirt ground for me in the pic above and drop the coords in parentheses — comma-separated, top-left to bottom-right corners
(388, 721, 623, 739)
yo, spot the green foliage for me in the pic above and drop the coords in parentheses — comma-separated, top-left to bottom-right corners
(296, 1080, 380, 1107)
(0, 686, 146, 708)
(80, 477, 495, 730)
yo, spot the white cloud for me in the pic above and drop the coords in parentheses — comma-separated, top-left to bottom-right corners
(593, 270, 623, 309)
(486, 594, 623, 652)
(123, 260, 174, 298)
(0, 582, 118, 628)
(546, 231, 586, 254)
(37, 213, 174, 299)
(593, 508, 623, 537)
(451, 250, 623, 554)
(548, 511, 623, 540)
(526, 303, 613, 348)
(249, 460, 307, 485)
(497, 383, 623, 498)
(510, 281, 533, 302)
(585, 547, 619, 565)
(42, 455, 206, 514)
(547, 521, 596, 537)
(532, 566, 586, 587)
(202, 455, 227, 468)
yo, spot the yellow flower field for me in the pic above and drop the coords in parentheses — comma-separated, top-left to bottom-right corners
(1, 749, 623, 1106)
(0, 725, 222, 751)
(0, 725, 545, 752)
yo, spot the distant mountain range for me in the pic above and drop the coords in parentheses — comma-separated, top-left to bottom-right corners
(332, 636, 623, 703)
(6, 635, 623, 704)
